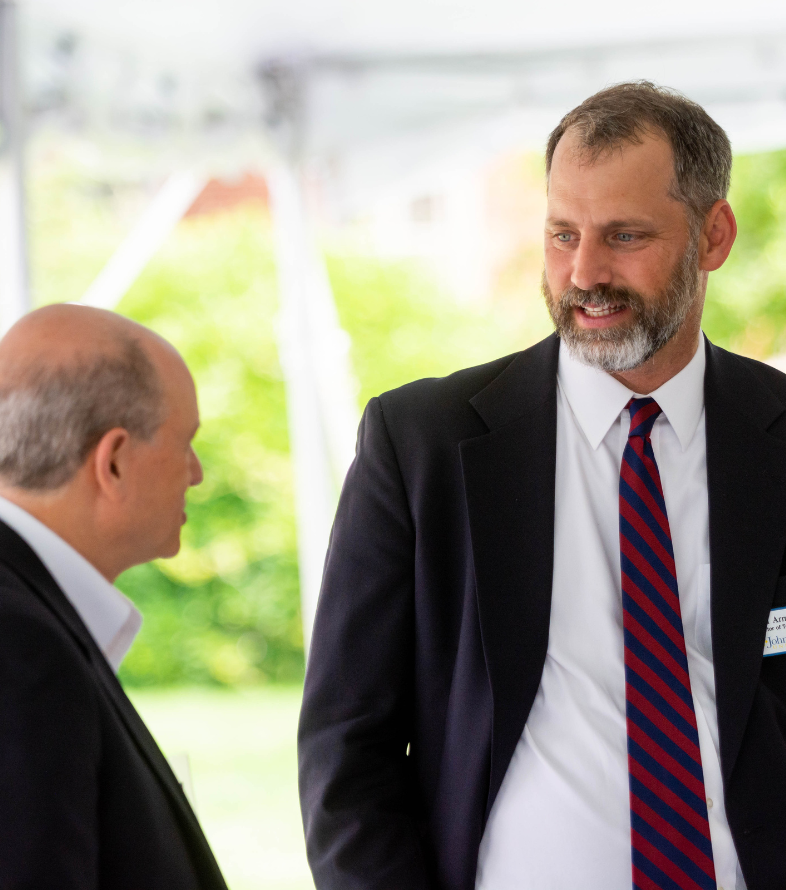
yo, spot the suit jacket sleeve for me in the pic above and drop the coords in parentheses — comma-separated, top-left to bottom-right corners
(0, 598, 101, 889)
(298, 397, 432, 890)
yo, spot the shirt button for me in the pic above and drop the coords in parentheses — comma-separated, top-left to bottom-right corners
(707, 797, 714, 809)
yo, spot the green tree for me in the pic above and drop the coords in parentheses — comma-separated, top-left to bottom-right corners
(116, 207, 304, 685)
(704, 149, 786, 358)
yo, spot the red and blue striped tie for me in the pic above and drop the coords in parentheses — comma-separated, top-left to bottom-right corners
(620, 397, 717, 890)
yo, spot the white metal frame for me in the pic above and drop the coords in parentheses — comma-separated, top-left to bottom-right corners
(0, 0, 30, 332)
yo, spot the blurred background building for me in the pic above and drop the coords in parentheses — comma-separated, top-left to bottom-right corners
(7, 0, 786, 886)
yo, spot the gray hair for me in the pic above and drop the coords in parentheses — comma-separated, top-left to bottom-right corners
(0, 337, 165, 490)
(546, 81, 732, 229)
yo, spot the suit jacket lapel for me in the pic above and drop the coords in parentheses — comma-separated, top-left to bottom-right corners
(90, 651, 211, 837)
(0, 521, 224, 884)
(0, 520, 97, 658)
(705, 340, 786, 782)
(87, 651, 227, 885)
(460, 333, 560, 815)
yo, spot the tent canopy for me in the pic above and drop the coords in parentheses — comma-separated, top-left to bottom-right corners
(21, 0, 786, 61)
(20, 0, 786, 184)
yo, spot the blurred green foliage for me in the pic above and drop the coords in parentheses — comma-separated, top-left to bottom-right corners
(29, 145, 531, 685)
(115, 228, 524, 686)
(30, 140, 786, 685)
(704, 149, 786, 357)
(327, 255, 528, 406)
(115, 208, 303, 685)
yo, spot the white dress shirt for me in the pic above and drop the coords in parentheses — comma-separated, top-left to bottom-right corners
(476, 338, 744, 890)
(0, 496, 142, 671)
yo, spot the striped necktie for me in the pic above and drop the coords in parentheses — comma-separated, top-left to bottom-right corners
(620, 397, 717, 890)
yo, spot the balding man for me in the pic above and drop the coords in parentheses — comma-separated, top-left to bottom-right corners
(0, 305, 227, 889)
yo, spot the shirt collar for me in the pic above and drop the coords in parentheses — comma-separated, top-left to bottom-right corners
(0, 496, 142, 671)
(557, 335, 706, 451)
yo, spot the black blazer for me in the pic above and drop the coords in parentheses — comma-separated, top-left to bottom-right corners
(0, 519, 228, 890)
(299, 333, 786, 890)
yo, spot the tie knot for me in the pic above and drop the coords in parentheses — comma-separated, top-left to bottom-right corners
(627, 397, 662, 439)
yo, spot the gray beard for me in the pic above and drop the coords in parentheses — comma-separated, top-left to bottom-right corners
(542, 240, 701, 373)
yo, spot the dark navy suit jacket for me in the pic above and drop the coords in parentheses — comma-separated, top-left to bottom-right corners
(299, 334, 786, 890)
(0, 520, 228, 890)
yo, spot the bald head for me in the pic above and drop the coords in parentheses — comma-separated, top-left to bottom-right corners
(0, 303, 175, 376)
(0, 304, 172, 490)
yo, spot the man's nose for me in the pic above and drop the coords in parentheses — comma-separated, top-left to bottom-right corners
(571, 238, 612, 292)
(189, 448, 204, 487)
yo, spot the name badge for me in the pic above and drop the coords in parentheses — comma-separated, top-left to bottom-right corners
(764, 607, 786, 656)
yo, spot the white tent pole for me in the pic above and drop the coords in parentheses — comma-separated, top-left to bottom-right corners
(0, 0, 30, 332)
(262, 60, 360, 652)
(268, 163, 359, 653)
(81, 170, 206, 310)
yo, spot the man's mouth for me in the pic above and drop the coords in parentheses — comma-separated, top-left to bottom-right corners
(579, 304, 626, 318)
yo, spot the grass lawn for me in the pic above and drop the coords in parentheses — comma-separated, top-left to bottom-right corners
(130, 686, 314, 890)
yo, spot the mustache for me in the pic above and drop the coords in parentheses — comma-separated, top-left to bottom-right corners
(555, 284, 644, 310)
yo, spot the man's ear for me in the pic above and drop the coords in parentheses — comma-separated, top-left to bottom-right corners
(699, 199, 737, 272)
(92, 428, 131, 500)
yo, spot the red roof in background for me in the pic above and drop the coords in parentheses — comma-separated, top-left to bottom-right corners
(186, 172, 269, 217)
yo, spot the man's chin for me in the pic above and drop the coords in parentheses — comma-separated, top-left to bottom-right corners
(560, 325, 655, 373)
(156, 535, 182, 561)
(560, 317, 637, 346)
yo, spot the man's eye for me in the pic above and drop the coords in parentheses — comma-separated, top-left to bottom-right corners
(556, 233, 572, 242)
(616, 232, 634, 242)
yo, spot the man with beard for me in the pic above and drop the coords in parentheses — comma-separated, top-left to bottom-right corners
(299, 82, 785, 890)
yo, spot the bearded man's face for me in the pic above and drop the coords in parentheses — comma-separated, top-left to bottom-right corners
(544, 129, 705, 373)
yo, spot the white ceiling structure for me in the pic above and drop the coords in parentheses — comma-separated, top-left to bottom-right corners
(12, 0, 786, 641)
(18, 0, 786, 207)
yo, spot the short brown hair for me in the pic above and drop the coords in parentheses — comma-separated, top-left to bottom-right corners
(545, 81, 732, 227)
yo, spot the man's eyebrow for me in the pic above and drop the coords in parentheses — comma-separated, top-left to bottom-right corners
(602, 218, 656, 230)
(545, 217, 657, 230)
